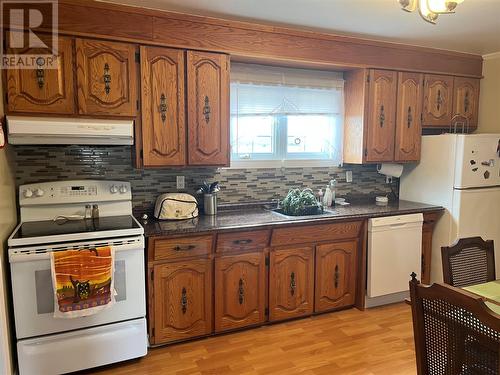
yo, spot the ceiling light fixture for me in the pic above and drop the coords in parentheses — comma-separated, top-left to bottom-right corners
(399, 0, 464, 24)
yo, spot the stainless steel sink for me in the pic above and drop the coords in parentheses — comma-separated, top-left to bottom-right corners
(270, 207, 329, 218)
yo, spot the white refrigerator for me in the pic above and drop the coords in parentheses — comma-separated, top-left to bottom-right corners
(400, 134, 500, 283)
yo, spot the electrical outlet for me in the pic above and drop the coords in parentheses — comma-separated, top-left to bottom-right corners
(386, 176, 393, 184)
(176, 176, 185, 190)
(345, 170, 353, 183)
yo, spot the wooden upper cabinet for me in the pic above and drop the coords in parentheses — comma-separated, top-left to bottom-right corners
(186, 51, 230, 166)
(214, 252, 267, 332)
(152, 259, 212, 344)
(422, 74, 454, 127)
(453, 77, 480, 131)
(365, 70, 397, 162)
(315, 241, 357, 313)
(141, 46, 186, 167)
(76, 39, 137, 116)
(394, 72, 423, 162)
(269, 246, 314, 322)
(6, 35, 75, 114)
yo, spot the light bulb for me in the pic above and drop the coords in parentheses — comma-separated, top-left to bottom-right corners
(418, 0, 439, 23)
(399, 0, 417, 12)
(427, 0, 450, 13)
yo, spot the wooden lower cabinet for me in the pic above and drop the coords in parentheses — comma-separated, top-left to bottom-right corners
(152, 259, 212, 344)
(214, 252, 267, 332)
(269, 246, 314, 321)
(421, 211, 441, 284)
(315, 241, 357, 312)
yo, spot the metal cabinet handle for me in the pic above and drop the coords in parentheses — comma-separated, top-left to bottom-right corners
(407, 106, 413, 128)
(181, 287, 187, 314)
(173, 245, 196, 251)
(436, 89, 443, 111)
(36, 66, 45, 88)
(379, 105, 385, 128)
(290, 272, 296, 296)
(203, 96, 211, 123)
(238, 278, 244, 305)
(464, 91, 470, 114)
(103, 63, 111, 94)
(334, 264, 339, 289)
(159, 93, 167, 123)
(233, 239, 253, 245)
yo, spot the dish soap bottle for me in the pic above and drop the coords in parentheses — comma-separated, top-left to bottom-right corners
(330, 179, 337, 206)
(323, 183, 333, 207)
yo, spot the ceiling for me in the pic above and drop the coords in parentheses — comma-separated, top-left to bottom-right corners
(104, 0, 500, 56)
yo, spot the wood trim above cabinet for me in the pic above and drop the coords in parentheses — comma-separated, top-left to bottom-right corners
(141, 46, 186, 167)
(13, 1, 481, 77)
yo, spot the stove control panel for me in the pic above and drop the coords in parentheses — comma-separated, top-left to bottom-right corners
(20, 180, 132, 206)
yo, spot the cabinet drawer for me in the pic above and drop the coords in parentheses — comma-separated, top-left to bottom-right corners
(216, 230, 270, 254)
(153, 235, 213, 261)
(271, 221, 362, 247)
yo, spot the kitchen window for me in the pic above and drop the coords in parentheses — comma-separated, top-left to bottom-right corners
(230, 63, 344, 168)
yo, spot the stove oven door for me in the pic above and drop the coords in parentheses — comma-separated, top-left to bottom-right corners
(9, 236, 146, 339)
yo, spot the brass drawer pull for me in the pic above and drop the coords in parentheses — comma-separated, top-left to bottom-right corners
(379, 105, 385, 128)
(181, 287, 187, 314)
(407, 106, 413, 128)
(103, 63, 111, 94)
(290, 272, 296, 296)
(334, 264, 339, 289)
(436, 89, 443, 111)
(233, 239, 253, 245)
(464, 91, 470, 113)
(159, 93, 167, 122)
(36, 67, 45, 89)
(173, 245, 196, 251)
(203, 96, 211, 123)
(238, 278, 244, 305)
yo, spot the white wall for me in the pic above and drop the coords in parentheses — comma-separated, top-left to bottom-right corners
(0, 76, 17, 374)
(477, 54, 500, 133)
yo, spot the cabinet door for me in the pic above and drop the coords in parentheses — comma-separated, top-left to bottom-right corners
(187, 51, 229, 166)
(152, 259, 212, 344)
(269, 246, 314, 321)
(76, 39, 137, 116)
(423, 74, 454, 127)
(395, 72, 423, 162)
(453, 77, 480, 131)
(315, 241, 357, 312)
(6, 35, 75, 114)
(365, 69, 397, 162)
(141, 46, 186, 166)
(215, 252, 266, 332)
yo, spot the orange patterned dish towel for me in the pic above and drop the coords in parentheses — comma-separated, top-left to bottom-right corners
(50, 246, 115, 318)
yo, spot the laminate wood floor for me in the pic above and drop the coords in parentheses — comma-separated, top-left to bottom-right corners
(83, 303, 416, 375)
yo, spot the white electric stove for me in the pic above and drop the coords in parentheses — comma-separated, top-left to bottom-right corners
(8, 180, 147, 375)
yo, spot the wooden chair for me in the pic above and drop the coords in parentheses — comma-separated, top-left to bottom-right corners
(409, 273, 500, 375)
(441, 237, 495, 288)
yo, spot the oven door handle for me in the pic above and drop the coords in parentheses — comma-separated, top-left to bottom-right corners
(9, 241, 144, 263)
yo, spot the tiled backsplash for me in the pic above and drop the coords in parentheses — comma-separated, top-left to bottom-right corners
(13, 145, 395, 216)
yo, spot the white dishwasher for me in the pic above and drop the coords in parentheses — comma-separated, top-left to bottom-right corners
(366, 213, 423, 308)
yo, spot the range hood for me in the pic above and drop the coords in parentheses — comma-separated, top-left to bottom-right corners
(6, 116, 134, 145)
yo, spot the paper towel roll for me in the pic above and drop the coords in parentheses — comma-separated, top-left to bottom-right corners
(377, 163, 404, 178)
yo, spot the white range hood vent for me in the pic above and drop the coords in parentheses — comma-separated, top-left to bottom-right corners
(6, 116, 134, 145)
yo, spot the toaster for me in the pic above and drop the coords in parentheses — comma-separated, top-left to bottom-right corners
(154, 193, 199, 220)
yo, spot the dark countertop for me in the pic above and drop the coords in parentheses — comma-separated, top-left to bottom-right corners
(140, 200, 443, 237)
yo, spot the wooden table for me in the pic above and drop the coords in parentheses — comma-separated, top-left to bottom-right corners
(463, 280, 500, 314)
